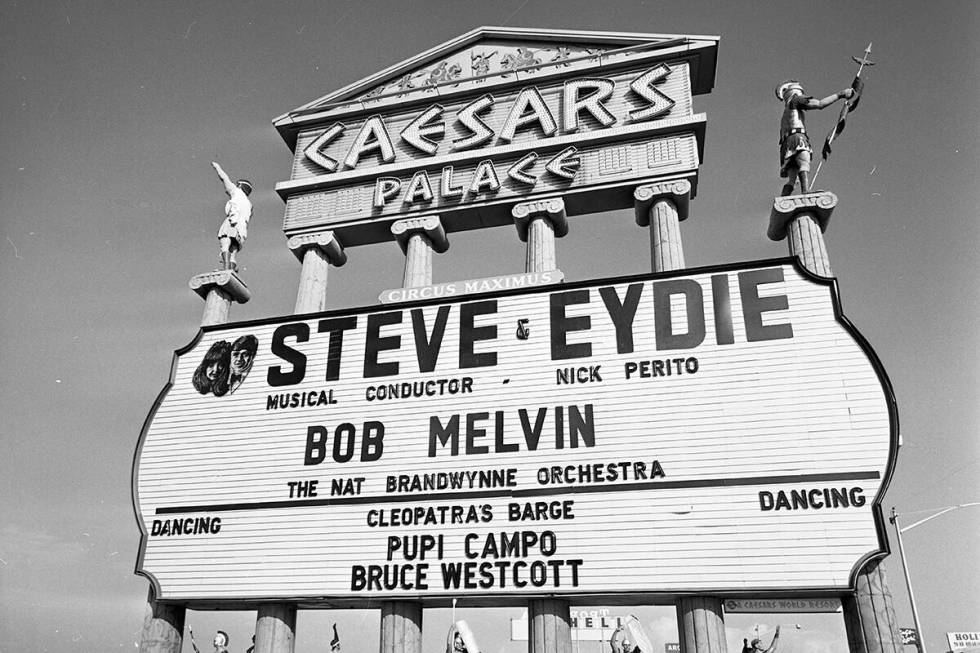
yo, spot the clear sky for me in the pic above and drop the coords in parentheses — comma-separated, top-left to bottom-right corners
(1, 1, 977, 652)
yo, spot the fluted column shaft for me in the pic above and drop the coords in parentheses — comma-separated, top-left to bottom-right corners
(787, 213, 832, 276)
(391, 216, 449, 289)
(633, 179, 692, 273)
(403, 232, 434, 287)
(843, 559, 902, 653)
(289, 231, 347, 313)
(649, 198, 686, 272)
(529, 599, 573, 653)
(138, 588, 185, 653)
(526, 218, 557, 272)
(202, 287, 232, 325)
(254, 603, 297, 653)
(380, 601, 423, 653)
(512, 198, 568, 274)
(676, 597, 726, 653)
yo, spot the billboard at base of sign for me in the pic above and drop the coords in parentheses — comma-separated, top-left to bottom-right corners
(723, 598, 842, 613)
(511, 610, 626, 641)
(133, 258, 897, 603)
(948, 633, 980, 652)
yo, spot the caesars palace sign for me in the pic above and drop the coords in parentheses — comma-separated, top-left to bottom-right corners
(133, 29, 897, 605)
(272, 28, 714, 245)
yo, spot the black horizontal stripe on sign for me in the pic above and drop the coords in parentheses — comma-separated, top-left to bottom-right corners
(155, 471, 880, 515)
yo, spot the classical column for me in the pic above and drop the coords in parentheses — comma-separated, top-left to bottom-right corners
(138, 587, 185, 653)
(633, 179, 691, 272)
(380, 600, 423, 653)
(254, 603, 297, 653)
(767, 191, 837, 277)
(512, 198, 569, 273)
(635, 177, 722, 653)
(138, 269, 251, 652)
(391, 216, 449, 288)
(376, 217, 447, 653)
(676, 597, 727, 653)
(287, 231, 347, 313)
(514, 202, 571, 653)
(189, 269, 251, 326)
(529, 599, 573, 653)
(770, 191, 900, 653)
(843, 558, 902, 653)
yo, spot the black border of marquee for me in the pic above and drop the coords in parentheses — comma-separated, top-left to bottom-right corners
(132, 256, 899, 608)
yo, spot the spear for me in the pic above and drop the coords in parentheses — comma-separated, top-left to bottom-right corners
(812, 42, 875, 186)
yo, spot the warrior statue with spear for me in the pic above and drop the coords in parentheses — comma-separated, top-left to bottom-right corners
(776, 43, 875, 196)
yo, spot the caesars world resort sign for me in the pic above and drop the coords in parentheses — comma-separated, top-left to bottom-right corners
(133, 259, 898, 603)
(272, 27, 717, 246)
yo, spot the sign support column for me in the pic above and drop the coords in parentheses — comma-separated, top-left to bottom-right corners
(391, 216, 449, 288)
(138, 587, 185, 653)
(842, 558, 901, 653)
(288, 231, 348, 313)
(676, 598, 727, 653)
(381, 601, 423, 653)
(512, 198, 569, 273)
(379, 217, 447, 653)
(255, 603, 297, 653)
(633, 179, 692, 272)
(635, 177, 726, 653)
(139, 268, 251, 652)
(769, 190, 900, 653)
(514, 197, 572, 653)
(529, 599, 573, 653)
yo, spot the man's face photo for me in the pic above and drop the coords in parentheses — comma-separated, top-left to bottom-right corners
(228, 335, 258, 389)
(231, 346, 253, 375)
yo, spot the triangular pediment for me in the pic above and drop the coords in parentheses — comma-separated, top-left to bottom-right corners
(274, 26, 718, 145)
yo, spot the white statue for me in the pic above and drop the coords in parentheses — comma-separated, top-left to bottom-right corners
(211, 161, 253, 271)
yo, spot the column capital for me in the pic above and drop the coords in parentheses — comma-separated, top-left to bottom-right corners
(768, 190, 838, 241)
(391, 215, 449, 254)
(189, 269, 250, 304)
(634, 178, 692, 225)
(287, 230, 347, 266)
(511, 197, 569, 242)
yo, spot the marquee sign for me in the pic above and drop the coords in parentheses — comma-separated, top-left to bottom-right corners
(134, 259, 897, 603)
(273, 27, 718, 246)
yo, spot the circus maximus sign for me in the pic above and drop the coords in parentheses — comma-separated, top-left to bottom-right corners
(273, 27, 717, 245)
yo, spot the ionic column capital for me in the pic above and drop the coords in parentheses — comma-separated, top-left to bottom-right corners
(511, 197, 568, 243)
(189, 269, 250, 304)
(633, 178, 692, 225)
(768, 190, 838, 241)
(287, 230, 347, 266)
(390, 216, 449, 253)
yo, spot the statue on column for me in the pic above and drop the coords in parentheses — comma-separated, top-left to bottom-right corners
(211, 161, 253, 271)
(776, 81, 854, 196)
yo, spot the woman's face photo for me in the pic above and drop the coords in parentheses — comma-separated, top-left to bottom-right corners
(206, 359, 226, 380)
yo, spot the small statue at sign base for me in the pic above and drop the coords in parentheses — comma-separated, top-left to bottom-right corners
(211, 161, 253, 272)
(446, 620, 480, 653)
(742, 626, 780, 653)
(776, 81, 853, 196)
